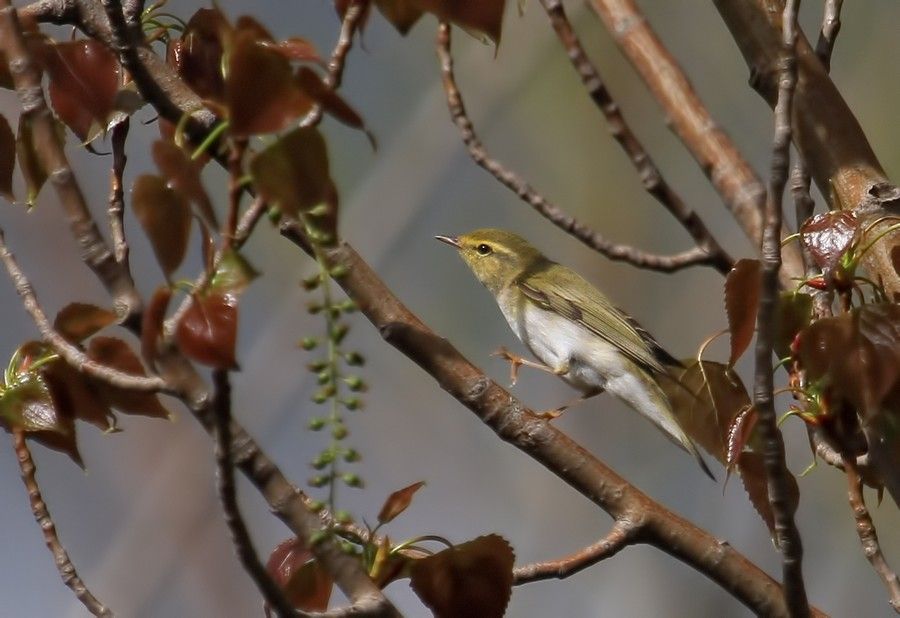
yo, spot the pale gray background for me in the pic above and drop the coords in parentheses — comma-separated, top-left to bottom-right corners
(1, 1, 898, 616)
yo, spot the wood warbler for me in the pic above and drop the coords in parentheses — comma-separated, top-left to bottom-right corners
(437, 228, 713, 479)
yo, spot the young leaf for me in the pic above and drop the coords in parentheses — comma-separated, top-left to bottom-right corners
(141, 286, 173, 367)
(374, 0, 424, 35)
(295, 67, 368, 134)
(53, 303, 117, 344)
(417, 0, 508, 45)
(16, 114, 48, 206)
(250, 126, 337, 226)
(225, 24, 312, 136)
(273, 38, 321, 63)
(800, 211, 859, 275)
(774, 292, 812, 360)
(737, 451, 799, 544)
(175, 293, 239, 369)
(410, 534, 515, 618)
(167, 8, 229, 102)
(377, 481, 425, 525)
(723, 258, 761, 367)
(151, 140, 218, 230)
(209, 249, 260, 297)
(265, 538, 333, 614)
(40, 40, 121, 141)
(86, 337, 171, 419)
(41, 359, 116, 431)
(0, 113, 14, 199)
(131, 174, 192, 278)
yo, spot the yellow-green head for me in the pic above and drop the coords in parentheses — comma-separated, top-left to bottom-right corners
(435, 228, 544, 295)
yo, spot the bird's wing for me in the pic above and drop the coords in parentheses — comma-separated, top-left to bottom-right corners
(516, 265, 678, 374)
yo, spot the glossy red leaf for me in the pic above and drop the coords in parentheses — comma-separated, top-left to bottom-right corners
(737, 451, 799, 544)
(168, 8, 229, 101)
(53, 303, 117, 344)
(265, 538, 333, 614)
(0, 113, 14, 199)
(295, 67, 367, 133)
(175, 293, 239, 369)
(250, 126, 337, 226)
(141, 286, 173, 367)
(226, 25, 312, 137)
(41, 359, 116, 431)
(41, 40, 122, 141)
(86, 337, 170, 419)
(724, 258, 761, 367)
(132, 174, 192, 278)
(16, 113, 48, 206)
(151, 140, 217, 230)
(800, 211, 859, 275)
(410, 534, 515, 618)
(662, 360, 752, 464)
(378, 481, 425, 524)
(272, 38, 321, 63)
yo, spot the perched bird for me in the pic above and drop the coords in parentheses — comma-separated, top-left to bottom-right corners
(436, 228, 713, 479)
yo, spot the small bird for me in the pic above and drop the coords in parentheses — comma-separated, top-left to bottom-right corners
(436, 228, 713, 479)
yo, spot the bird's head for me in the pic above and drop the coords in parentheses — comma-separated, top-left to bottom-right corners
(436, 228, 544, 295)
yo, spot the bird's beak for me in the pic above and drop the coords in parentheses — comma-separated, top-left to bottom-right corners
(434, 235, 460, 248)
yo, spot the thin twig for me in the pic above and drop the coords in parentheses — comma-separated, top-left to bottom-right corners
(435, 23, 713, 274)
(536, 0, 733, 275)
(13, 431, 113, 617)
(0, 0, 141, 321)
(0, 228, 170, 394)
(754, 1, 809, 616)
(301, 0, 365, 127)
(843, 456, 900, 612)
(108, 118, 130, 267)
(815, 0, 843, 72)
(513, 519, 639, 584)
(212, 369, 299, 617)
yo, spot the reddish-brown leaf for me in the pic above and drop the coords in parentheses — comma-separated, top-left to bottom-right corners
(0, 49, 12, 89)
(662, 360, 752, 464)
(0, 375, 82, 465)
(265, 538, 333, 614)
(724, 258, 761, 367)
(272, 38, 321, 63)
(16, 113, 48, 206)
(151, 140, 217, 230)
(774, 292, 812, 360)
(725, 405, 757, 471)
(737, 451, 799, 544)
(295, 67, 367, 133)
(0, 113, 14, 199)
(418, 0, 508, 45)
(175, 293, 239, 369)
(250, 126, 337, 226)
(53, 303, 117, 344)
(86, 337, 170, 419)
(41, 359, 115, 431)
(209, 249, 259, 297)
(168, 8, 229, 101)
(378, 481, 425, 524)
(374, 0, 424, 34)
(132, 174, 192, 278)
(410, 534, 514, 618)
(141, 286, 173, 367)
(226, 26, 312, 137)
(800, 211, 859, 275)
(40, 40, 122, 141)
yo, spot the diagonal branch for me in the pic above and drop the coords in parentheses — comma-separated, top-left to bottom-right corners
(13, 431, 113, 617)
(753, 1, 809, 615)
(436, 23, 715, 274)
(281, 221, 826, 618)
(536, 0, 734, 275)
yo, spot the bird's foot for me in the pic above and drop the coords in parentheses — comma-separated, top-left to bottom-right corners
(491, 346, 551, 387)
(535, 407, 566, 421)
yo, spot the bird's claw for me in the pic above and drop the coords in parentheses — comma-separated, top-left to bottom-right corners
(536, 407, 565, 421)
(491, 346, 526, 387)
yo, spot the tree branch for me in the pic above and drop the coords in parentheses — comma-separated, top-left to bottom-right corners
(536, 0, 734, 275)
(753, 2, 809, 615)
(843, 456, 900, 613)
(108, 119, 130, 267)
(436, 23, 715, 274)
(0, 0, 141, 321)
(712, 0, 900, 299)
(512, 518, 640, 584)
(585, 0, 805, 287)
(13, 431, 113, 617)
(281, 221, 826, 618)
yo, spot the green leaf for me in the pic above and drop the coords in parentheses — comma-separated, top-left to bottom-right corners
(209, 249, 259, 296)
(131, 174, 192, 278)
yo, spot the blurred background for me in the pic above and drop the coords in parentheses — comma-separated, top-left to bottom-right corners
(1, 0, 898, 616)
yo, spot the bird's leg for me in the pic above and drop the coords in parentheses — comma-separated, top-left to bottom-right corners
(537, 387, 604, 421)
(492, 346, 558, 387)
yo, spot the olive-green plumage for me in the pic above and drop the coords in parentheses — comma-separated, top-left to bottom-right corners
(437, 228, 713, 479)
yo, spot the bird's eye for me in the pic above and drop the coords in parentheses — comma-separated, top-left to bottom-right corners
(476, 243, 493, 256)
